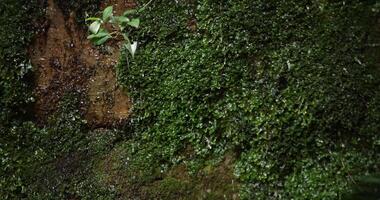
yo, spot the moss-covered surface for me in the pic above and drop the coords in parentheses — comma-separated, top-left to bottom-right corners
(0, 0, 109, 198)
(94, 142, 239, 199)
(1, 0, 380, 199)
(0, 0, 42, 198)
(119, 0, 380, 199)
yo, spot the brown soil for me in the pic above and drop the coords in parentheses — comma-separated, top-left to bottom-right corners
(30, 0, 132, 126)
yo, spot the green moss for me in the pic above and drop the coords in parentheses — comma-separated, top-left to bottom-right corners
(118, 0, 380, 199)
(0, 0, 113, 198)
(23, 93, 120, 199)
(0, 0, 40, 123)
(143, 177, 193, 199)
(94, 143, 239, 199)
(1, 0, 380, 199)
(0, 0, 42, 198)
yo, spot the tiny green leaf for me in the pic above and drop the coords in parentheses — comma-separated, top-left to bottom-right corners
(116, 17, 131, 31)
(87, 34, 97, 39)
(128, 18, 140, 28)
(102, 6, 113, 21)
(117, 16, 130, 23)
(94, 35, 112, 45)
(123, 9, 137, 16)
(85, 17, 101, 21)
(89, 21, 101, 34)
(87, 29, 110, 39)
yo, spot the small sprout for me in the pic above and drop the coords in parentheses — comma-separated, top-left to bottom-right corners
(86, 5, 145, 59)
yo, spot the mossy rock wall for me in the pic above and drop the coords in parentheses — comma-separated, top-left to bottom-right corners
(1, 0, 380, 199)
(120, 0, 380, 199)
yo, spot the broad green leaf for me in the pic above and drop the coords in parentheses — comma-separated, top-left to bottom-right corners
(94, 35, 112, 45)
(102, 6, 113, 21)
(89, 21, 101, 34)
(127, 18, 140, 28)
(123, 9, 137, 16)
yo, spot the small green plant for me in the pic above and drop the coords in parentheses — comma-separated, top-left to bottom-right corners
(86, 4, 146, 57)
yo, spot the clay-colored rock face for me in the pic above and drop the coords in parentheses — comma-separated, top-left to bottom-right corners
(86, 60, 130, 124)
(30, 0, 131, 126)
